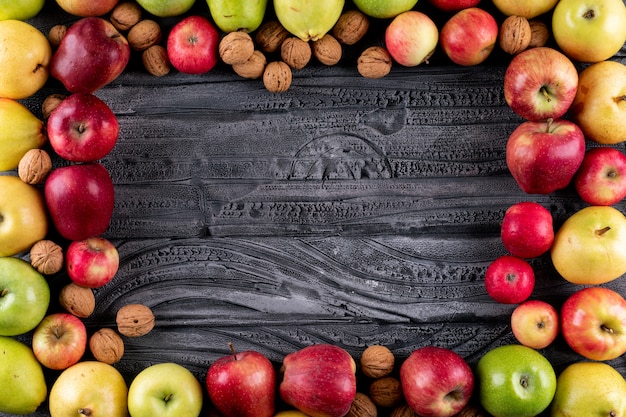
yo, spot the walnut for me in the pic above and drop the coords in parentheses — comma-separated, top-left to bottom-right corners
(42, 93, 66, 119)
(90, 328, 125, 364)
(370, 376, 403, 408)
(357, 46, 392, 79)
(390, 404, 417, 417)
(18, 149, 52, 185)
(361, 345, 395, 378)
(59, 283, 96, 318)
(263, 61, 292, 93)
(232, 50, 267, 79)
(281, 37, 312, 70)
(333, 9, 370, 45)
(528, 19, 550, 48)
(312, 34, 342, 66)
(255, 20, 290, 53)
(454, 401, 488, 417)
(29, 240, 63, 275)
(116, 303, 155, 337)
(127, 19, 162, 51)
(110, 1, 143, 32)
(142, 44, 171, 77)
(48, 24, 66, 48)
(499, 15, 532, 55)
(346, 392, 377, 417)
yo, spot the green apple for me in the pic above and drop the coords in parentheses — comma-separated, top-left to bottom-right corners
(128, 362, 203, 417)
(135, 0, 196, 17)
(0, 0, 45, 20)
(0, 257, 50, 336)
(0, 98, 46, 171)
(492, 0, 559, 18)
(274, 0, 345, 41)
(476, 344, 557, 417)
(49, 361, 129, 417)
(207, 0, 268, 33)
(550, 205, 626, 285)
(351, 0, 418, 18)
(551, 361, 626, 417)
(552, 0, 626, 63)
(0, 336, 47, 414)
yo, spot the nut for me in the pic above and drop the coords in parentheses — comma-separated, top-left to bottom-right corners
(357, 46, 392, 79)
(528, 19, 550, 48)
(370, 376, 403, 408)
(127, 19, 162, 51)
(42, 93, 66, 119)
(232, 50, 267, 79)
(219, 31, 255, 65)
(455, 401, 488, 417)
(333, 9, 370, 45)
(90, 328, 125, 364)
(255, 20, 290, 53)
(48, 24, 66, 47)
(346, 392, 377, 417)
(361, 345, 395, 378)
(29, 239, 63, 275)
(312, 34, 342, 66)
(281, 37, 312, 70)
(110, 1, 143, 32)
(59, 282, 96, 318)
(18, 149, 52, 185)
(142, 44, 171, 77)
(116, 303, 155, 337)
(499, 15, 531, 55)
(390, 404, 418, 417)
(263, 61, 292, 93)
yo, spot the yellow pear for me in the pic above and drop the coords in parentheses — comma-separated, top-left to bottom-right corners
(0, 98, 46, 171)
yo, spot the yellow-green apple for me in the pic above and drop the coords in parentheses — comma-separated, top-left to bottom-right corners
(385, 11, 439, 67)
(66, 237, 120, 288)
(500, 202, 554, 258)
(503, 47, 578, 121)
(551, 361, 626, 417)
(51, 17, 130, 93)
(49, 361, 129, 417)
(136, 0, 196, 17)
(0, 98, 46, 171)
(552, 0, 626, 63)
(128, 362, 204, 417)
(0, 0, 45, 20)
(55, 0, 120, 16)
(280, 344, 356, 417)
(570, 60, 626, 145)
(32, 312, 87, 370)
(506, 119, 586, 194)
(560, 286, 626, 361)
(492, 0, 559, 18)
(400, 346, 474, 417)
(44, 162, 115, 241)
(207, 343, 276, 417)
(207, 0, 268, 33)
(47, 93, 119, 162)
(439, 8, 498, 66)
(274, 0, 344, 41)
(428, 0, 480, 12)
(0, 257, 50, 336)
(167, 15, 220, 74)
(550, 205, 626, 285)
(0, 175, 48, 257)
(484, 255, 535, 304)
(0, 336, 47, 415)
(476, 344, 556, 417)
(0, 19, 51, 99)
(574, 147, 626, 206)
(511, 300, 559, 349)
(351, 0, 418, 18)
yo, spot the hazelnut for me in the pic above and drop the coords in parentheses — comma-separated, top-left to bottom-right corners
(357, 46, 392, 79)
(29, 239, 63, 275)
(390, 404, 418, 417)
(59, 283, 96, 318)
(346, 392, 377, 417)
(110, 1, 143, 32)
(142, 44, 171, 77)
(90, 328, 125, 364)
(312, 34, 342, 66)
(232, 50, 267, 79)
(116, 303, 155, 337)
(48, 24, 66, 48)
(263, 61, 292, 93)
(361, 345, 395, 378)
(369, 376, 403, 408)
(42, 93, 66, 119)
(18, 149, 52, 185)
(127, 19, 162, 51)
(333, 10, 370, 45)
(499, 15, 532, 55)
(528, 19, 550, 48)
(281, 37, 312, 70)
(255, 20, 290, 53)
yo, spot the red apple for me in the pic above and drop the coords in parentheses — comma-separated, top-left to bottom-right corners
(574, 147, 626, 206)
(428, 0, 481, 13)
(47, 93, 119, 162)
(561, 286, 626, 361)
(44, 162, 115, 241)
(55, 0, 119, 17)
(51, 17, 130, 93)
(66, 237, 120, 288)
(32, 312, 87, 370)
(167, 15, 219, 74)
(501, 202, 554, 259)
(385, 11, 439, 67)
(511, 300, 559, 349)
(439, 7, 499, 66)
(400, 346, 474, 417)
(207, 343, 276, 417)
(279, 344, 356, 417)
(506, 118, 586, 195)
(504, 47, 578, 121)
(484, 255, 534, 304)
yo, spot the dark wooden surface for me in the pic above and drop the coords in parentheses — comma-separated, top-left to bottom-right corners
(8, 0, 626, 416)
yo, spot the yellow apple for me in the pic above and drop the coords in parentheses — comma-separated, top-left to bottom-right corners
(274, 411, 311, 417)
(571, 60, 626, 145)
(0, 98, 46, 171)
(0, 175, 48, 257)
(0, 19, 51, 99)
(492, 0, 558, 18)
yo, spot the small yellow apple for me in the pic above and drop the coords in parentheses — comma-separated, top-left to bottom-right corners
(0, 98, 46, 171)
(492, 0, 558, 18)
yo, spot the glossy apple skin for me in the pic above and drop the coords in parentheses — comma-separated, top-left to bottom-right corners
(55, 0, 119, 17)
(504, 47, 578, 121)
(48, 93, 119, 162)
(280, 344, 356, 417)
(51, 17, 130, 93)
(561, 286, 626, 361)
(511, 300, 559, 349)
(506, 119, 586, 195)
(167, 15, 219, 74)
(428, 0, 480, 12)
(439, 8, 498, 66)
(44, 162, 115, 241)
(32, 313, 87, 370)
(484, 255, 534, 304)
(501, 202, 554, 259)
(385, 11, 439, 67)
(206, 348, 276, 417)
(400, 346, 474, 417)
(574, 147, 626, 206)
(66, 237, 120, 288)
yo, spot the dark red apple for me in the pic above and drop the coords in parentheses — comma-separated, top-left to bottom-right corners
(66, 237, 119, 288)
(167, 15, 219, 74)
(484, 255, 535, 304)
(574, 147, 626, 206)
(428, 0, 481, 12)
(501, 201, 554, 259)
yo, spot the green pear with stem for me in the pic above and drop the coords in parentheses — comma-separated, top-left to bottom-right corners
(207, 0, 268, 33)
(274, 0, 345, 41)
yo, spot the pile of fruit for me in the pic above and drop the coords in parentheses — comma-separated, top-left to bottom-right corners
(1, 0, 626, 416)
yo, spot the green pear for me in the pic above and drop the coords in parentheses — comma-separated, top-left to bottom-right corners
(351, 0, 418, 18)
(207, 0, 268, 33)
(0, 336, 47, 415)
(274, 0, 345, 41)
(0, 98, 46, 171)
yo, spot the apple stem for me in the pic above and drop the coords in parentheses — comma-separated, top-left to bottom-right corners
(229, 342, 237, 360)
(520, 375, 529, 389)
(540, 87, 551, 103)
(596, 226, 611, 237)
(601, 324, 614, 334)
(78, 408, 92, 416)
(0, 288, 7, 298)
(163, 393, 173, 403)
(545, 118, 553, 132)
(616, 95, 626, 104)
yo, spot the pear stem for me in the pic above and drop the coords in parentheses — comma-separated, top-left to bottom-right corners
(163, 393, 173, 403)
(229, 342, 237, 360)
(596, 226, 611, 237)
(78, 409, 92, 416)
(0, 289, 8, 298)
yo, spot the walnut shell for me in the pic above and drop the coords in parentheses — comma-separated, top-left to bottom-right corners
(90, 328, 125, 364)
(370, 376, 403, 408)
(59, 282, 96, 318)
(361, 345, 395, 378)
(333, 9, 370, 45)
(255, 20, 290, 53)
(110, 1, 142, 32)
(127, 19, 162, 52)
(281, 37, 312, 70)
(528, 19, 550, 48)
(346, 392, 378, 417)
(42, 93, 66, 119)
(312, 34, 342, 66)
(232, 50, 267, 79)
(263, 61, 292, 93)
(48, 24, 66, 48)
(219, 31, 255, 65)
(142, 44, 171, 77)
(499, 15, 531, 55)
(455, 401, 488, 417)
(390, 404, 418, 417)
(29, 239, 63, 275)
(18, 148, 52, 185)
(116, 303, 155, 337)
(357, 46, 392, 79)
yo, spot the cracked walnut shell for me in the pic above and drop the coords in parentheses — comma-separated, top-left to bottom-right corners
(90, 328, 125, 364)
(18, 148, 52, 185)
(116, 303, 155, 337)
(59, 282, 96, 318)
(30, 239, 63, 275)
